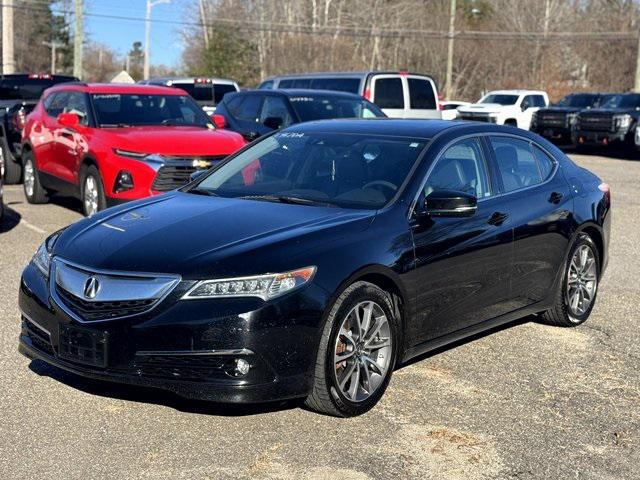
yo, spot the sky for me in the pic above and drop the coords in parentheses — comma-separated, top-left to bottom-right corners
(81, 0, 193, 69)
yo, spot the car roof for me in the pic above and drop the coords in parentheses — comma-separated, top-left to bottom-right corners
(234, 89, 368, 99)
(485, 89, 547, 96)
(143, 76, 237, 85)
(46, 83, 184, 95)
(263, 71, 434, 80)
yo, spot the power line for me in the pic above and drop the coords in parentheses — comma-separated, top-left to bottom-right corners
(4, 1, 638, 43)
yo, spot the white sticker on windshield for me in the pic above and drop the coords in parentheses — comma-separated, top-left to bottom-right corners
(410, 142, 420, 148)
(279, 132, 305, 138)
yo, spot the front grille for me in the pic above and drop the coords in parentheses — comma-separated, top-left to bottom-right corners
(134, 354, 229, 380)
(152, 155, 227, 192)
(537, 112, 567, 127)
(23, 319, 55, 356)
(57, 286, 156, 321)
(578, 114, 614, 132)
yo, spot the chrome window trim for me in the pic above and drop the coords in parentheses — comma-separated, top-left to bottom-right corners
(408, 131, 560, 220)
(21, 310, 51, 336)
(50, 257, 182, 324)
(136, 348, 254, 357)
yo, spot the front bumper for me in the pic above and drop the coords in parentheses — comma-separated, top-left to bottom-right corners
(533, 125, 572, 142)
(573, 129, 629, 146)
(18, 263, 326, 403)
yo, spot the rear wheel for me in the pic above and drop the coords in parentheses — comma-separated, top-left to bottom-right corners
(23, 151, 49, 204)
(80, 165, 106, 217)
(305, 281, 399, 417)
(541, 234, 600, 327)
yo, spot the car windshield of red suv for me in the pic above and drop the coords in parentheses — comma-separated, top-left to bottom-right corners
(91, 93, 212, 128)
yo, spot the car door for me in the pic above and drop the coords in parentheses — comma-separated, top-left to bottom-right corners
(408, 137, 514, 342)
(406, 75, 441, 119)
(371, 75, 405, 118)
(487, 135, 572, 309)
(53, 91, 90, 184)
(520, 95, 542, 130)
(36, 91, 69, 179)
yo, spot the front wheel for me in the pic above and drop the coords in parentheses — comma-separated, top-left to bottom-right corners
(541, 234, 600, 327)
(80, 165, 106, 217)
(305, 281, 399, 417)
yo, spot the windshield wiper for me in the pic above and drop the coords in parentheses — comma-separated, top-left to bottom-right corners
(238, 195, 336, 207)
(161, 119, 208, 128)
(100, 123, 132, 128)
(189, 187, 218, 197)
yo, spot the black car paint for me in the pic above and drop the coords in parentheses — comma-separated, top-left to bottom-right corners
(214, 89, 385, 141)
(18, 120, 611, 403)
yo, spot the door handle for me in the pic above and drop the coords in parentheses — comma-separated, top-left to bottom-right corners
(549, 192, 564, 204)
(488, 212, 508, 226)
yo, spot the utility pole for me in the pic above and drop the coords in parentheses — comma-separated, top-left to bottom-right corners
(198, 0, 209, 49)
(2, 0, 16, 74)
(444, 0, 456, 100)
(635, 31, 640, 92)
(74, 0, 83, 78)
(144, 0, 170, 80)
(43, 41, 64, 74)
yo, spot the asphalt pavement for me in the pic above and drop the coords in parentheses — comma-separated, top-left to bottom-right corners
(0, 153, 638, 480)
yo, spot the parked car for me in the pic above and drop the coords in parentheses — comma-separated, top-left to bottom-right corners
(574, 93, 640, 151)
(440, 100, 470, 120)
(0, 73, 79, 184)
(214, 89, 385, 141)
(457, 90, 549, 130)
(21, 83, 245, 216)
(139, 77, 239, 114)
(258, 71, 442, 119)
(0, 148, 4, 224)
(18, 119, 610, 417)
(531, 92, 614, 144)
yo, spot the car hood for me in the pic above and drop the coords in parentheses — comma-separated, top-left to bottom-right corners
(54, 192, 376, 278)
(580, 108, 636, 116)
(458, 103, 510, 114)
(102, 126, 246, 156)
(538, 107, 581, 114)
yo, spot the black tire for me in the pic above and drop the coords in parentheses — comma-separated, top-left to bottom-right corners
(3, 145, 22, 184)
(80, 165, 107, 217)
(22, 151, 49, 204)
(541, 234, 600, 327)
(305, 281, 399, 417)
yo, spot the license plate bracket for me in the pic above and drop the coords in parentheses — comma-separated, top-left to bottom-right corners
(58, 324, 108, 368)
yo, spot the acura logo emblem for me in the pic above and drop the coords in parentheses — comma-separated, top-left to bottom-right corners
(83, 276, 100, 299)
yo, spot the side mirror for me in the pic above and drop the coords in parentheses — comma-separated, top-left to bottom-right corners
(521, 103, 530, 112)
(189, 169, 208, 182)
(242, 131, 260, 142)
(211, 114, 226, 129)
(57, 112, 80, 128)
(263, 116, 284, 130)
(418, 190, 478, 218)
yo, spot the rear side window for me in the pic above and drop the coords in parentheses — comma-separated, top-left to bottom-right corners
(532, 144, 555, 180)
(227, 95, 262, 121)
(214, 84, 237, 103)
(408, 78, 436, 109)
(490, 137, 542, 192)
(308, 78, 361, 94)
(373, 78, 404, 109)
(279, 79, 311, 89)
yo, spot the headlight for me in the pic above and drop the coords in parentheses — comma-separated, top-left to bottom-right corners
(113, 148, 149, 159)
(614, 114, 632, 129)
(30, 231, 62, 278)
(182, 266, 316, 301)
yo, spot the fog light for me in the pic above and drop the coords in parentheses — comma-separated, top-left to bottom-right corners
(234, 358, 250, 376)
(114, 170, 134, 193)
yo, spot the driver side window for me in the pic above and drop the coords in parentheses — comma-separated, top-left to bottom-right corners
(425, 138, 491, 199)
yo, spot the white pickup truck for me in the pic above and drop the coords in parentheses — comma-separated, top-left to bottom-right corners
(457, 90, 549, 130)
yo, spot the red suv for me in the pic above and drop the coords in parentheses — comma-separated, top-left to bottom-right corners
(21, 83, 246, 216)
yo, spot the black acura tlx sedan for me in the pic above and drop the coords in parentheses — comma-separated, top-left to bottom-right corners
(18, 119, 610, 417)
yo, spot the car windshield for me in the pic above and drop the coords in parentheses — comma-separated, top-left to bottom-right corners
(601, 94, 640, 109)
(480, 94, 519, 105)
(91, 93, 212, 127)
(556, 94, 599, 108)
(190, 131, 426, 209)
(288, 95, 385, 122)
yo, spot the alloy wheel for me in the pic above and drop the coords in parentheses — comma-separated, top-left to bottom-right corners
(83, 175, 99, 216)
(566, 244, 598, 319)
(24, 160, 35, 198)
(334, 300, 392, 403)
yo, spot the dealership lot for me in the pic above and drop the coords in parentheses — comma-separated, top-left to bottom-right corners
(0, 153, 638, 479)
